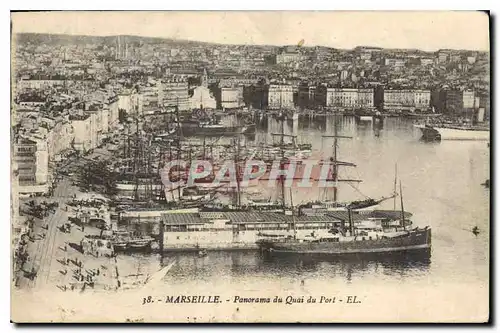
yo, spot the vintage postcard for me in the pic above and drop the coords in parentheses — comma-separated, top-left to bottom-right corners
(10, 11, 490, 323)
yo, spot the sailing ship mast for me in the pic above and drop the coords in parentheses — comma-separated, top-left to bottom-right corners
(332, 116, 339, 202)
(234, 134, 242, 208)
(279, 92, 286, 210)
(321, 116, 358, 202)
(175, 102, 182, 200)
(393, 164, 398, 211)
(399, 181, 406, 231)
(289, 187, 297, 239)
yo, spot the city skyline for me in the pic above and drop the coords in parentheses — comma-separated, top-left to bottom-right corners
(11, 11, 490, 52)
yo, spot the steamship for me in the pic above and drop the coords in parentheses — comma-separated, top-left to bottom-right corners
(256, 116, 431, 257)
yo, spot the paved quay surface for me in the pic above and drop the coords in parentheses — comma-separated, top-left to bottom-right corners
(15, 144, 123, 293)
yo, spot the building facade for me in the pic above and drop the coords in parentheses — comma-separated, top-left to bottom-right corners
(118, 91, 142, 116)
(70, 114, 93, 153)
(108, 96, 119, 129)
(298, 85, 317, 109)
(276, 52, 303, 64)
(383, 89, 431, 111)
(268, 84, 294, 109)
(384, 58, 406, 67)
(13, 138, 38, 186)
(326, 88, 374, 108)
(141, 83, 161, 114)
(46, 118, 74, 161)
(13, 136, 49, 186)
(220, 86, 244, 109)
(420, 58, 435, 66)
(17, 79, 66, 91)
(161, 79, 189, 111)
(441, 90, 476, 114)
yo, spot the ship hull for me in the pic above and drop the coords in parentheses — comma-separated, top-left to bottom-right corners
(415, 125, 489, 141)
(261, 246, 431, 262)
(116, 243, 152, 253)
(181, 123, 256, 136)
(258, 228, 431, 256)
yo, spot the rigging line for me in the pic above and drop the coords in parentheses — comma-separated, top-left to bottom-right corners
(347, 181, 371, 199)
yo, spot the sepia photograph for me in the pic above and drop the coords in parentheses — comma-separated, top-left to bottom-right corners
(9, 10, 490, 323)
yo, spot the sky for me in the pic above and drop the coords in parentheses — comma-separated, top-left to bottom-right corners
(11, 11, 490, 51)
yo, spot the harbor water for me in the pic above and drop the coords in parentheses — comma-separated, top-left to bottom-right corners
(117, 115, 490, 321)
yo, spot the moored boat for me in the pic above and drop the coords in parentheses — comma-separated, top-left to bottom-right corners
(414, 124, 490, 141)
(257, 227, 431, 256)
(257, 169, 431, 258)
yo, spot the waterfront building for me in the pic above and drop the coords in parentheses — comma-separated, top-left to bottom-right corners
(99, 107, 109, 136)
(107, 96, 119, 129)
(383, 89, 431, 111)
(219, 78, 260, 87)
(46, 118, 74, 162)
(13, 137, 48, 187)
(326, 88, 374, 108)
(141, 82, 162, 114)
(440, 89, 477, 114)
(118, 90, 143, 116)
(463, 90, 476, 109)
(268, 84, 294, 109)
(161, 78, 189, 111)
(70, 113, 93, 153)
(298, 84, 317, 109)
(11, 161, 21, 244)
(479, 93, 490, 120)
(13, 138, 38, 186)
(220, 86, 244, 109)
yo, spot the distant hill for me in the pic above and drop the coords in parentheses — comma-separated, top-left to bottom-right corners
(12, 33, 214, 47)
(12, 33, 488, 54)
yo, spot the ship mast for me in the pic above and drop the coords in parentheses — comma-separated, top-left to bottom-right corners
(321, 116, 358, 202)
(393, 163, 398, 211)
(175, 102, 182, 200)
(133, 117, 140, 201)
(399, 181, 406, 231)
(332, 116, 339, 202)
(233, 134, 242, 208)
(279, 92, 286, 209)
(289, 187, 297, 239)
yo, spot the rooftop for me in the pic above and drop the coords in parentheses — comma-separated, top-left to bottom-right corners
(68, 113, 90, 121)
(161, 211, 344, 225)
